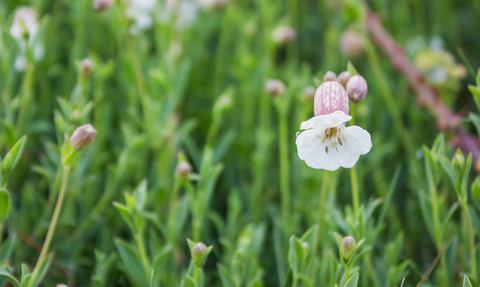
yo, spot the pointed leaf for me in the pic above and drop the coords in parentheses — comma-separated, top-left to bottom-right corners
(463, 274, 473, 287)
(1, 135, 27, 183)
(0, 268, 20, 287)
(344, 272, 358, 287)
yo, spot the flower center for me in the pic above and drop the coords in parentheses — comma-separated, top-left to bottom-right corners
(320, 126, 343, 153)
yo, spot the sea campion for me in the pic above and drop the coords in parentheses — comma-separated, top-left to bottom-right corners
(296, 81, 372, 171)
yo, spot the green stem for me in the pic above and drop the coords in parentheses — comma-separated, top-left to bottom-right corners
(345, 265, 350, 283)
(193, 266, 200, 284)
(278, 106, 290, 232)
(28, 167, 70, 287)
(462, 202, 477, 281)
(350, 105, 360, 220)
(168, 182, 182, 244)
(16, 62, 34, 136)
(135, 233, 151, 281)
(308, 171, 329, 275)
(292, 274, 298, 287)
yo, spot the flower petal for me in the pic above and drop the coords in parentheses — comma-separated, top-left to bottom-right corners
(342, 126, 372, 155)
(300, 111, 352, 130)
(296, 129, 341, 171)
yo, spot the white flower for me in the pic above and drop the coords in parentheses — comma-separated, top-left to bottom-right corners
(157, 0, 198, 30)
(125, 0, 157, 34)
(296, 111, 372, 171)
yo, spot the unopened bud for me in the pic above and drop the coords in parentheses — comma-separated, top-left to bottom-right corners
(272, 26, 297, 44)
(453, 149, 465, 168)
(192, 242, 207, 266)
(70, 124, 97, 150)
(336, 71, 351, 88)
(175, 162, 192, 179)
(80, 58, 94, 77)
(302, 86, 316, 102)
(314, 81, 349, 116)
(346, 75, 368, 103)
(56, 285, 68, 287)
(339, 30, 364, 58)
(93, 0, 114, 11)
(323, 71, 337, 82)
(341, 236, 356, 262)
(265, 79, 286, 97)
(472, 176, 480, 203)
(301, 242, 310, 254)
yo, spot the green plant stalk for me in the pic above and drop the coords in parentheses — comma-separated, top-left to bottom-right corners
(193, 266, 200, 284)
(292, 274, 298, 287)
(350, 104, 360, 218)
(461, 201, 477, 281)
(345, 265, 350, 283)
(184, 181, 201, 241)
(134, 233, 151, 281)
(16, 62, 34, 136)
(28, 167, 70, 287)
(308, 171, 329, 275)
(168, 182, 182, 244)
(278, 105, 291, 232)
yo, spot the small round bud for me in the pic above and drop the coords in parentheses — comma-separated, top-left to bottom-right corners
(346, 75, 368, 103)
(302, 86, 316, 102)
(323, 71, 337, 82)
(93, 0, 114, 11)
(453, 149, 465, 168)
(314, 81, 349, 116)
(80, 58, 94, 77)
(175, 162, 192, 179)
(272, 26, 297, 44)
(70, 124, 97, 150)
(265, 79, 286, 97)
(301, 242, 310, 254)
(336, 71, 351, 88)
(56, 285, 68, 287)
(192, 242, 207, 265)
(339, 30, 364, 58)
(341, 236, 356, 262)
(472, 176, 480, 203)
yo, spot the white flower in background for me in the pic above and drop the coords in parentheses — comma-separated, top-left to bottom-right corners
(157, 0, 198, 30)
(197, 0, 227, 10)
(125, 0, 157, 34)
(10, 7, 44, 71)
(296, 81, 372, 171)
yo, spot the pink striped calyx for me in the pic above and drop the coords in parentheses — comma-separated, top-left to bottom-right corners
(314, 81, 349, 116)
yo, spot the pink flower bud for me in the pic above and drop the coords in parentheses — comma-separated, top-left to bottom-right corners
(265, 79, 286, 97)
(346, 75, 368, 103)
(323, 71, 337, 82)
(314, 81, 349, 116)
(175, 161, 192, 179)
(70, 124, 97, 150)
(336, 71, 351, 88)
(80, 58, 94, 76)
(272, 26, 297, 44)
(93, 0, 114, 11)
(339, 30, 364, 57)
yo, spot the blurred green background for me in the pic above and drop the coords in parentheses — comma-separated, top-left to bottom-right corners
(1, 0, 480, 286)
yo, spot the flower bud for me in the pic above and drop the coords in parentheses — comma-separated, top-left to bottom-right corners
(339, 30, 364, 58)
(314, 81, 349, 116)
(93, 0, 114, 11)
(272, 26, 297, 44)
(301, 242, 310, 254)
(472, 176, 480, 203)
(323, 71, 337, 82)
(302, 86, 316, 102)
(453, 149, 465, 168)
(10, 7, 39, 40)
(175, 161, 192, 179)
(80, 58, 94, 77)
(70, 124, 97, 150)
(346, 75, 368, 103)
(192, 242, 206, 263)
(341, 236, 356, 262)
(336, 71, 351, 88)
(265, 79, 286, 97)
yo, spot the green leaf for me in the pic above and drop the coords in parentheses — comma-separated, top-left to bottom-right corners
(460, 154, 472, 200)
(217, 263, 234, 287)
(347, 62, 359, 76)
(114, 238, 148, 286)
(28, 252, 53, 287)
(399, 278, 406, 287)
(463, 274, 473, 287)
(133, 179, 148, 212)
(20, 264, 30, 286)
(180, 276, 196, 287)
(0, 189, 10, 223)
(1, 135, 27, 184)
(344, 272, 358, 287)
(0, 234, 17, 261)
(288, 236, 305, 274)
(441, 203, 459, 239)
(113, 202, 136, 233)
(0, 268, 20, 287)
